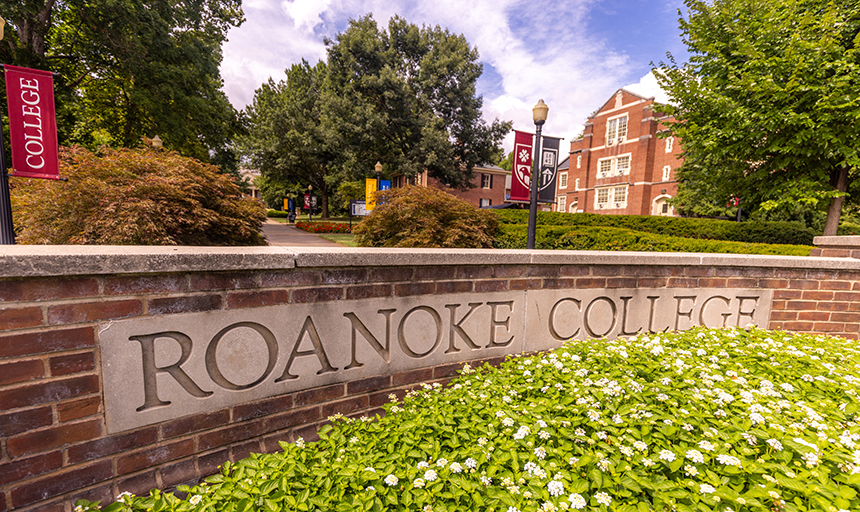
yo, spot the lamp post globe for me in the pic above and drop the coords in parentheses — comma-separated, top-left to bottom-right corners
(527, 99, 549, 250)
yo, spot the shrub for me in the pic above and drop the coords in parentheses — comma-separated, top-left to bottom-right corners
(497, 210, 816, 246)
(353, 185, 498, 248)
(82, 326, 860, 512)
(267, 209, 291, 218)
(295, 221, 352, 234)
(495, 224, 812, 256)
(11, 146, 267, 245)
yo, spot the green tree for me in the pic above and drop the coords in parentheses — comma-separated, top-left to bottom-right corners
(324, 15, 511, 189)
(11, 145, 267, 245)
(655, 0, 860, 234)
(1, 0, 243, 165)
(243, 60, 343, 217)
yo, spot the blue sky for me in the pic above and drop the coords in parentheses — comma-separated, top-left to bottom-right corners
(220, 0, 689, 152)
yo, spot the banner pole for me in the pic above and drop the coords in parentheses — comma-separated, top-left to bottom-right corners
(0, 123, 15, 244)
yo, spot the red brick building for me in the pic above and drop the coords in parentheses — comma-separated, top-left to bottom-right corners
(392, 164, 511, 208)
(557, 89, 682, 216)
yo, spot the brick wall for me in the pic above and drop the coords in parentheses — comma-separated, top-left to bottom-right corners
(1, 248, 859, 512)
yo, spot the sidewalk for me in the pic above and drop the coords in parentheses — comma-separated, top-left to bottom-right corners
(261, 219, 343, 247)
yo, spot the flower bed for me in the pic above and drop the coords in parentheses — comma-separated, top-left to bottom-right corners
(295, 221, 352, 234)
(80, 327, 860, 512)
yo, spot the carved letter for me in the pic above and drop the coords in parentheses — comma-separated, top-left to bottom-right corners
(699, 296, 732, 328)
(398, 306, 442, 358)
(647, 296, 668, 333)
(487, 301, 515, 347)
(548, 298, 581, 340)
(737, 296, 760, 327)
(343, 309, 395, 369)
(205, 322, 278, 391)
(619, 296, 641, 335)
(674, 295, 697, 330)
(276, 316, 338, 381)
(130, 332, 212, 412)
(584, 297, 617, 338)
(445, 303, 482, 353)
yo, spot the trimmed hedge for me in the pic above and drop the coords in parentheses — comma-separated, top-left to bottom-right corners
(495, 224, 812, 256)
(497, 210, 816, 246)
(295, 221, 352, 234)
(267, 209, 290, 218)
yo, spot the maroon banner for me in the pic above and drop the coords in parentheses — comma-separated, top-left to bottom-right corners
(511, 130, 533, 202)
(5, 65, 60, 180)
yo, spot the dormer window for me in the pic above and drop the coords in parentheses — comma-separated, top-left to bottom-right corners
(606, 115, 627, 146)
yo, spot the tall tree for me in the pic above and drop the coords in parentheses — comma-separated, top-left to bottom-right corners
(655, 0, 860, 234)
(324, 15, 511, 189)
(243, 60, 341, 217)
(1, 0, 243, 164)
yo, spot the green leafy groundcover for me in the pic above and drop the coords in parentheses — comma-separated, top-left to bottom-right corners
(80, 327, 860, 512)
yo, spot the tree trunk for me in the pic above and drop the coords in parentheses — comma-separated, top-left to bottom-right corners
(823, 165, 850, 236)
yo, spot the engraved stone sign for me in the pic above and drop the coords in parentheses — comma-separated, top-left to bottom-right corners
(98, 288, 772, 433)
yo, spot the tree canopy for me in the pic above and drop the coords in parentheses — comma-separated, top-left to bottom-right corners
(242, 15, 511, 214)
(2, 0, 243, 166)
(655, 0, 860, 233)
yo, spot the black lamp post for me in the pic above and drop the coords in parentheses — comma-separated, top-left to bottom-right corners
(527, 99, 549, 250)
(375, 161, 382, 190)
(308, 185, 313, 222)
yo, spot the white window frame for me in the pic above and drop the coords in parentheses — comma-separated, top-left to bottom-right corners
(557, 195, 566, 212)
(596, 153, 632, 179)
(559, 172, 568, 189)
(576, 155, 582, 168)
(594, 185, 628, 210)
(662, 165, 672, 182)
(574, 178, 580, 191)
(480, 198, 492, 207)
(481, 174, 492, 189)
(665, 137, 674, 153)
(606, 114, 628, 146)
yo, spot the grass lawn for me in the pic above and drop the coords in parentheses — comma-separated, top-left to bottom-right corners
(319, 234, 359, 247)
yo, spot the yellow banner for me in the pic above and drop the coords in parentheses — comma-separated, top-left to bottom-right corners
(366, 179, 377, 210)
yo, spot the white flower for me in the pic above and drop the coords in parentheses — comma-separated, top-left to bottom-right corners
(659, 450, 676, 462)
(700, 483, 716, 494)
(535, 447, 547, 459)
(413, 478, 425, 488)
(684, 465, 699, 476)
(417, 461, 430, 469)
(548, 480, 564, 497)
(507, 507, 521, 512)
(514, 426, 531, 440)
(295, 437, 305, 448)
(587, 409, 601, 421)
(766, 439, 783, 451)
(364, 467, 376, 472)
(478, 437, 488, 446)
(539, 430, 551, 440)
(642, 458, 654, 467)
(595, 492, 612, 505)
(568, 493, 586, 509)
(384, 475, 399, 486)
(189, 495, 203, 506)
(436, 458, 448, 467)
(620, 446, 634, 457)
(465, 458, 477, 469)
(365, 486, 375, 491)
(481, 476, 492, 485)
(503, 417, 515, 427)
(424, 469, 438, 481)
(686, 449, 704, 464)
(698, 440, 715, 452)
(117, 492, 134, 503)
(449, 462, 463, 473)
(633, 440, 648, 451)
(716, 454, 742, 467)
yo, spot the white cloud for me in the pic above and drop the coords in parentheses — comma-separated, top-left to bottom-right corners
(624, 71, 670, 104)
(282, 0, 334, 31)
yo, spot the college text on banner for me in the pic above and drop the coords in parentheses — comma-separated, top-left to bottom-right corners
(511, 130, 533, 202)
(538, 136, 560, 203)
(4, 65, 60, 180)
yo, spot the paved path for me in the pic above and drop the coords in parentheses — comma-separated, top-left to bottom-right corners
(261, 219, 343, 247)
